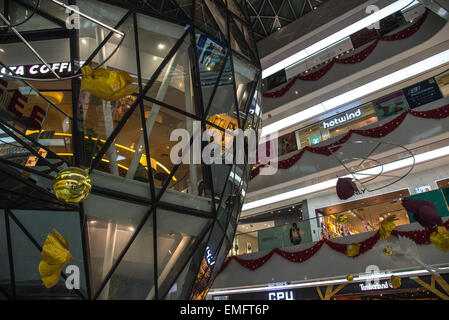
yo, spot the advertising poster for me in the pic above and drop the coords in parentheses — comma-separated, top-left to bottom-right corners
(373, 91, 409, 120)
(435, 70, 449, 97)
(196, 34, 227, 86)
(278, 132, 297, 155)
(403, 78, 443, 109)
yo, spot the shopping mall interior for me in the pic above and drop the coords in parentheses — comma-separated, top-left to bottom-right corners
(1, 0, 449, 302)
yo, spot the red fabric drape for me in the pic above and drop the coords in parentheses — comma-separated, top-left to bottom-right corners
(251, 104, 449, 180)
(262, 10, 429, 99)
(218, 220, 449, 274)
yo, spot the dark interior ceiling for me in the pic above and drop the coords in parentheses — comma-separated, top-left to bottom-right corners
(247, 0, 332, 42)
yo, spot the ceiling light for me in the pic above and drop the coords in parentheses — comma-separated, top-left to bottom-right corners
(153, 56, 158, 61)
(128, 227, 135, 231)
(158, 43, 166, 50)
(261, 48, 449, 137)
(81, 39, 87, 44)
(0, 48, 4, 53)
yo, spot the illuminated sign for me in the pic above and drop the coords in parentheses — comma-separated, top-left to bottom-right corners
(322, 109, 362, 129)
(0, 62, 78, 79)
(359, 281, 393, 291)
(205, 246, 215, 267)
(268, 290, 295, 300)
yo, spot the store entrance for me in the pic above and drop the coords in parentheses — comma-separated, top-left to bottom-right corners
(317, 189, 411, 238)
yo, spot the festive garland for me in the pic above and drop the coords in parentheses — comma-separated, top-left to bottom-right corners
(218, 220, 449, 274)
(251, 103, 449, 180)
(263, 10, 429, 99)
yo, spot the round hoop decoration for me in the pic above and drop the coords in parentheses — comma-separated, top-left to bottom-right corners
(328, 140, 415, 193)
(0, 0, 41, 29)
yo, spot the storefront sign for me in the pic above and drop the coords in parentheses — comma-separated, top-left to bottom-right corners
(374, 91, 409, 120)
(268, 290, 295, 300)
(322, 109, 362, 129)
(403, 78, 443, 109)
(0, 62, 74, 79)
(359, 281, 393, 291)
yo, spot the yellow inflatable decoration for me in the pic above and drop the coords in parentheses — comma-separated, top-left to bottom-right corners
(346, 274, 354, 282)
(382, 245, 393, 256)
(346, 243, 361, 257)
(430, 226, 449, 253)
(39, 229, 73, 288)
(81, 65, 137, 101)
(379, 215, 397, 239)
(389, 275, 401, 289)
(53, 167, 92, 203)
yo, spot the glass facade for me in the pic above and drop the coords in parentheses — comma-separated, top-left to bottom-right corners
(0, 0, 261, 300)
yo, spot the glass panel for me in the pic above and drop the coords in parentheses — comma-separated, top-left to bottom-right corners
(233, 54, 259, 118)
(0, 210, 12, 297)
(96, 214, 153, 300)
(9, 0, 61, 32)
(156, 209, 211, 299)
(204, 0, 228, 40)
(196, 32, 228, 111)
(83, 193, 152, 297)
(11, 209, 88, 298)
(229, 18, 256, 63)
(195, 0, 227, 43)
(136, 13, 185, 82)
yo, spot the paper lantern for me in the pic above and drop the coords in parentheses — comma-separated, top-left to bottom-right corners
(53, 167, 92, 203)
(336, 178, 359, 200)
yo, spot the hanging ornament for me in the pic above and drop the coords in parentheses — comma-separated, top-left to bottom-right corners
(39, 229, 73, 288)
(430, 226, 449, 253)
(346, 274, 354, 282)
(81, 65, 138, 101)
(388, 275, 401, 289)
(338, 215, 348, 224)
(336, 178, 359, 200)
(53, 167, 92, 203)
(382, 245, 393, 256)
(401, 199, 443, 229)
(379, 215, 398, 239)
(346, 243, 361, 257)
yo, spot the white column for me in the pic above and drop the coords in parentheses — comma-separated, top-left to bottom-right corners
(98, 221, 118, 300)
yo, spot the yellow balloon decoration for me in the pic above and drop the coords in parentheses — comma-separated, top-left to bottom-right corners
(388, 275, 401, 289)
(379, 215, 397, 239)
(346, 243, 361, 257)
(430, 226, 449, 253)
(337, 215, 348, 224)
(346, 274, 354, 282)
(81, 65, 138, 101)
(39, 229, 73, 288)
(382, 245, 393, 256)
(53, 167, 92, 203)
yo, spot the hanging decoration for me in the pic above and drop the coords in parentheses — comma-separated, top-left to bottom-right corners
(382, 245, 393, 256)
(38, 229, 73, 288)
(346, 274, 354, 282)
(401, 199, 443, 228)
(251, 103, 449, 180)
(218, 220, 449, 274)
(430, 226, 449, 253)
(336, 178, 359, 200)
(81, 65, 138, 101)
(379, 215, 398, 239)
(262, 10, 429, 99)
(53, 167, 92, 203)
(345, 243, 361, 257)
(389, 275, 402, 289)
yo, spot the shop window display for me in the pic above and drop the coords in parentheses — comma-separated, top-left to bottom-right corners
(0, 0, 261, 300)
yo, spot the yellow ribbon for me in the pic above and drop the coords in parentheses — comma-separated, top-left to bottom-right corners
(81, 65, 138, 101)
(38, 229, 73, 288)
(430, 226, 449, 253)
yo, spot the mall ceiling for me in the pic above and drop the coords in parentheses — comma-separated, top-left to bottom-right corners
(247, 0, 332, 42)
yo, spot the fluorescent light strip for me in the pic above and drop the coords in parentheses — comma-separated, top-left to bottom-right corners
(261, 49, 449, 137)
(208, 267, 449, 296)
(262, 0, 414, 79)
(242, 145, 449, 211)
